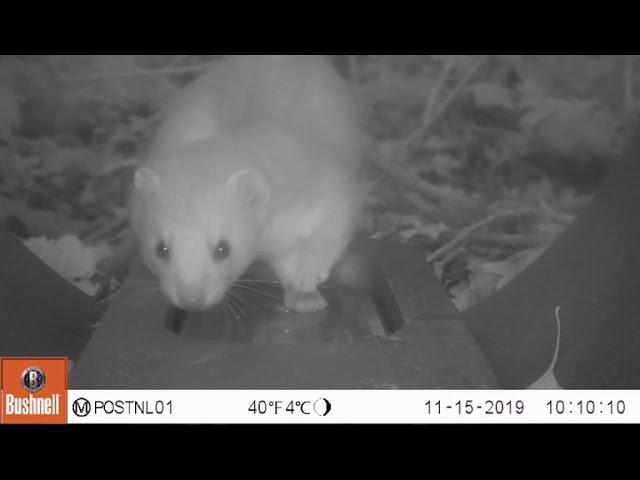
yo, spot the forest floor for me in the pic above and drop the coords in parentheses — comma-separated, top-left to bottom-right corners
(0, 55, 636, 311)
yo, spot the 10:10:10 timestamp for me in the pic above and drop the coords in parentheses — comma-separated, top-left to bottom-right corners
(546, 400, 626, 415)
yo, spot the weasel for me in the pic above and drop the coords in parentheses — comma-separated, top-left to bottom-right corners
(130, 55, 362, 313)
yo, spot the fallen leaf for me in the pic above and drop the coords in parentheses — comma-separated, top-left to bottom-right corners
(23, 235, 111, 296)
(397, 217, 448, 241)
(469, 268, 502, 299)
(474, 245, 548, 291)
(449, 281, 475, 312)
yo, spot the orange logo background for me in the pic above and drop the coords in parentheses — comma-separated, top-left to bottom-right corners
(1, 358, 67, 424)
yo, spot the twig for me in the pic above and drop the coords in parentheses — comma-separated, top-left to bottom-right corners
(103, 108, 165, 152)
(400, 191, 440, 216)
(465, 244, 506, 259)
(349, 55, 360, 86)
(433, 244, 467, 279)
(422, 56, 456, 127)
(473, 232, 556, 249)
(348, 54, 365, 108)
(624, 55, 638, 114)
(367, 149, 475, 209)
(166, 55, 191, 68)
(426, 209, 536, 262)
(60, 60, 220, 86)
(127, 109, 165, 135)
(537, 197, 575, 225)
(96, 159, 144, 177)
(369, 56, 490, 207)
(83, 216, 129, 244)
(402, 55, 489, 149)
(440, 245, 464, 270)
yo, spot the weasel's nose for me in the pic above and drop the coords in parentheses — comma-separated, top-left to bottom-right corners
(176, 293, 207, 311)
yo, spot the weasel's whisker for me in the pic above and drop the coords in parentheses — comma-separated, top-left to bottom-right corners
(226, 293, 249, 337)
(227, 289, 254, 317)
(229, 287, 262, 310)
(223, 294, 241, 320)
(226, 290, 249, 320)
(227, 294, 245, 319)
(231, 283, 282, 302)
(222, 301, 231, 324)
(236, 278, 282, 286)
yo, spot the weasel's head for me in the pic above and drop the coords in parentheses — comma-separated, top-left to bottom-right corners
(130, 164, 271, 312)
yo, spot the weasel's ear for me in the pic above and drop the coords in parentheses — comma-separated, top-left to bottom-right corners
(226, 169, 271, 216)
(134, 167, 161, 195)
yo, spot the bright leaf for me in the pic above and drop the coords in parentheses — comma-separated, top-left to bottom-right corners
(23, 235, 111, 295)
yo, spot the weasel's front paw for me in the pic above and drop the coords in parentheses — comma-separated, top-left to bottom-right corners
(273, 252, 330, 294)
(284, 289, 328, 313)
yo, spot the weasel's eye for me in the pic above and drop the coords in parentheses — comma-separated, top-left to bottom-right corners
(156, 240, 170, 260)
(212, 240, 230, 261)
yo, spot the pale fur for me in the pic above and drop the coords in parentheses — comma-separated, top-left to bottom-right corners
(131, 55, 361, 312)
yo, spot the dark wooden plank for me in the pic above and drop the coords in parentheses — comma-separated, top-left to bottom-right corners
(0, 225, 106, 360)
(70, 239, 499, 389)
(462, 128, 640, 389)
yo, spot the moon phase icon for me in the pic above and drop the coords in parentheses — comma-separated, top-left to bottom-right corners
(313, 398, 332, 416)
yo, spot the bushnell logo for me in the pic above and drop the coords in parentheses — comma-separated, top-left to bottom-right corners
(21, 367, 46, 393)
(1, 358, 67, 424)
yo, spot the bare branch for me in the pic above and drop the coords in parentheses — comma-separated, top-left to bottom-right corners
(367, 149, 475, 209)
(59, 60, 220, 87)
(426, 209, 537, 263)
(402, 55, 489, 149)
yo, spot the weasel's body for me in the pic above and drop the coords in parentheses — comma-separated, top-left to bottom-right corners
(131, 55, 362, 312)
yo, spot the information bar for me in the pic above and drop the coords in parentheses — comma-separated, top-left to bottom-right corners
(66, 390, 639, 423)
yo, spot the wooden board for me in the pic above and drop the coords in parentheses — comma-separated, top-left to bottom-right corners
(70, 239, 500, 389)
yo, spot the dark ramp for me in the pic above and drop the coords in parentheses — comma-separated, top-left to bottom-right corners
(0, 225, 105, 360)
(462, 127, 640, 389)
(69, 239, 499, 389)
